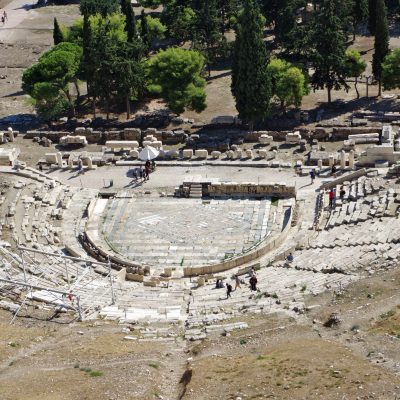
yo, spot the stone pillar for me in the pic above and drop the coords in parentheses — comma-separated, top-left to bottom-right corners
(329, 155, 334, 167)
(348, 150, 355, 169)
(340, 150, 346, 169)
(318, 159, 323, 169)
(56, 152, 63, 168)
(68, 155, 73, 168)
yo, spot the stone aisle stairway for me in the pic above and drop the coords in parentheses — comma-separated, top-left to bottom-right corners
(189, 183, 203, 198)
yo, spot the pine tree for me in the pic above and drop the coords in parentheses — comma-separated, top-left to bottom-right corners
(373, 0, 389, 95)
(121, 0, 136, 42)
(231, 0, 272, 128)
(53, 17, 64, 45)
(311, 0, 349, 103)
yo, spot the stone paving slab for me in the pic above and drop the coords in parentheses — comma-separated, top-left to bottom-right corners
(100, 196, 273, 268)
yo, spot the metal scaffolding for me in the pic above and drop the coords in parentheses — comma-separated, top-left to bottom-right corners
(0, 245, 116, 323)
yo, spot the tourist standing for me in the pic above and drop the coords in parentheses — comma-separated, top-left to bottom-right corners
(339, 186, 346, 201)
(3, 10, 7, 21)
(310, 169, 315, 184)
(234, 274, 241, 290)
(226, 283, 232, 298)
(329, 189, 335, 208)
(77, 157, 84, 174)
(145, 160, 151, 181)
(249, 274, 257, 291)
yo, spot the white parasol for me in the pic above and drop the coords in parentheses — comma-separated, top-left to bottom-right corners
(138, 146, 159, 161)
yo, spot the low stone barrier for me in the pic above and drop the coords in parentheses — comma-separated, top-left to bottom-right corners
(207, 182, 296, 198)
(331, 126, 382, 140)
(320, 168, 367, 190)
(25, 127, 187, 146)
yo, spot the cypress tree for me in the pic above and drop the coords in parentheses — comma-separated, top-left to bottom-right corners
(373, 0, 389, 96)
(121, 0, 136, 42)
(53, 17, 64, 45)
(311, 0, 349, 104)
(140, 10, 150, 51)
(351, 0, 369, 40)
(274, 0, 298, 48)
(80, 0, 119, 18)
(82, 15, 96, 116)
(259, 0, 279, 25)
(193, 0, 224, 63)
(231, 0, 272, 129)
(217, 0, 240, 33)
(368, 0, 376, 34)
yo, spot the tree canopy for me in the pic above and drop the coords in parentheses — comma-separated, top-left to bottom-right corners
(22, 42, 83, 120)
(146, 48, 207, 114)
(344, 49, 366, 98)
(267, 59, 308, 110)
(382, 48, 400, 90)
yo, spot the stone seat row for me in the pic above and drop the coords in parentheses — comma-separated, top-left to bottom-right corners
(309, 221, 400, 249)
(0, 177, 68, 246)
(325, 192, 398, 230)
(337, 177, 385, 202)
(285, 240, 400, 275)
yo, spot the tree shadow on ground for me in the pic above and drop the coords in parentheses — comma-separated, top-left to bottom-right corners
(2, 90, 25, 98)
(0, 113, 40, 131)
(12, 4, 34, 11)
(305, 96, 400, 123)
(206, 70, 231, 82)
